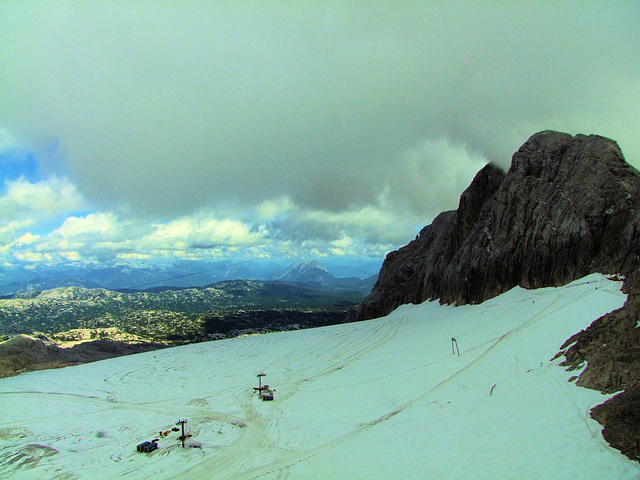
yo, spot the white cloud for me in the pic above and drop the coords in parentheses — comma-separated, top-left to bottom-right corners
(1, 192, 418, 266)
(0, 219, 35, 244)
(34, 212, 124, 258)
(55, 212, 118, 237)
(117, 252, 152, 260)
(60, 251, 82, 261)
(40, 214, 156, 263)
(142, 214, 262, 254)
(17, 232, 40, 245)
(13, 251, 52, 263)
(256, 197, 295, 221)
(3, 207, 268, 264)
(253, 196, 422, 258)
(0, 176, 87, 220)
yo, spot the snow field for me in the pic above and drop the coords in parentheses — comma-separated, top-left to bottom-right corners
(1, 274, 639, 479)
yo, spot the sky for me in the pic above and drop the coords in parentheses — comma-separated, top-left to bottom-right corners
(1, 2, 639, 272)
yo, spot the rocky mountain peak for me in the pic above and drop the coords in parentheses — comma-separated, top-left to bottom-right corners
(509, 131, 627, 180)
(271, 259, 335, 285)
(350, 131, 640, 321)
(291, 259, 328, 272)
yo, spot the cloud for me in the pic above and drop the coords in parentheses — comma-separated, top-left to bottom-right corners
(13, 251, 53, 263)
(255, 196, 421, 258)
(141, 214, 263, 254)
(0, 2, 638, 277)
(0, 191, 416, 266)
(0, 219, 35, 245)
(0, 128, 17, 152)
(0, 176, 87, 219)
(5, 207, 268, 264)
(17, 232, 40, 245)
(0, 2, 637, 221)
(33, 212, 124, 260)
(0, 176, 88, 248)
(0, 129, 39, 185)
(55, 213, 119, 237)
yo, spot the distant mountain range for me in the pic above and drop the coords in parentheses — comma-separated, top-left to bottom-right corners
(0, 278, 369, 347)
(0, 258, 381, 296)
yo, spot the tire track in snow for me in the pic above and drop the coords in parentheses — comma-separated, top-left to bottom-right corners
(285, 315, 408, 391)
(178, 390, 286, 480)
(175, 315, 408, 480)
(220, 293, 574, 479)
(543, 369, 607, 445)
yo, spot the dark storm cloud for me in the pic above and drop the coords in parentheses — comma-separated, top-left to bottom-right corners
(1, 1, 639, 218)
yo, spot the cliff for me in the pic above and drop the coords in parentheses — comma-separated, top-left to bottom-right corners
(351, 130, 640, 320)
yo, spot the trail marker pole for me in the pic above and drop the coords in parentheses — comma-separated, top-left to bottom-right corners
(451, 337, 460, 356)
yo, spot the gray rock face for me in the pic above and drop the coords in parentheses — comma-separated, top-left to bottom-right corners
(351, 130, 640, 321)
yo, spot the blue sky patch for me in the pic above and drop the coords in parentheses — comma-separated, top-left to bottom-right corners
(0, 149, 40, 187)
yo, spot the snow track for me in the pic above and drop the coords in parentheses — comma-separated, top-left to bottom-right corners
(1, 274, 639, 479)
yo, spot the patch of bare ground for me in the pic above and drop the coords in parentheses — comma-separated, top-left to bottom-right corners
(0, 334, 167, 378)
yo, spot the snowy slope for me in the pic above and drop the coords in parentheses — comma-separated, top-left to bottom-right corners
(0, 274, 638, 479)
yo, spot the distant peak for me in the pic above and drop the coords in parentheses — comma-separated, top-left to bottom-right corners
(272, 259, 333, 283)
(287, 259, 327, 272)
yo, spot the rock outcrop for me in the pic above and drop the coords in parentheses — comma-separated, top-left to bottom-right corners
(557, 280, 640, 461)
(350, 130, 640, 461)
(351, 130, 640, 321)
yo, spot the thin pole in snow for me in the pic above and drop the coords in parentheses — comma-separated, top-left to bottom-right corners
(451, 337, 460, 356)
